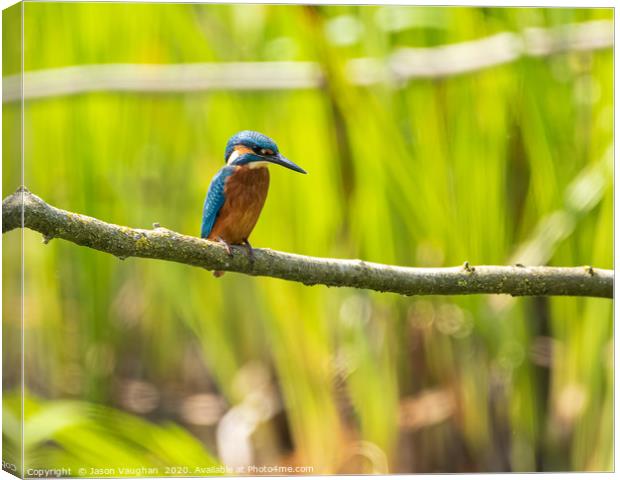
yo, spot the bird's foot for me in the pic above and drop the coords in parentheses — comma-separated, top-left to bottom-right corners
(242, 239, 255, 262)
(216, 236, 233, 257)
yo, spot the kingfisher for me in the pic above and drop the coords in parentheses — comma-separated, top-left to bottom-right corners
(201, 130, 306, 271)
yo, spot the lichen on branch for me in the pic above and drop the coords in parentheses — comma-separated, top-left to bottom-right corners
(2, 187, 613, 299)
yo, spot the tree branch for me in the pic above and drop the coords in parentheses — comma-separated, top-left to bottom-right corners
(2, 20, 612, 102)
(2, 188, 613, 299)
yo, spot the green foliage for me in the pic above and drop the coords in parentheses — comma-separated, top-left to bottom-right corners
(3, 4, 612, 474)
(3, 392, 220, 477)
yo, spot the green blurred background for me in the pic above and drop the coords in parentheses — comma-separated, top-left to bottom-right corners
(2, 3, 613, 475)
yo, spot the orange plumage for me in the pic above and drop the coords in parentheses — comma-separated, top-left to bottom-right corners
(207, 166, 270, 245)
(200, 131, 306, 278)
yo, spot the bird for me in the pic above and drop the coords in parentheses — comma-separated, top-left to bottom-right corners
(201, 130, 306, 275)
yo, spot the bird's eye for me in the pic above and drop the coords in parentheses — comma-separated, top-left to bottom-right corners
(259, 148, 274, 156)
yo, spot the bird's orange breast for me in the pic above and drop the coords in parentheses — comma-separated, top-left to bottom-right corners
(208, 166, 270, 244)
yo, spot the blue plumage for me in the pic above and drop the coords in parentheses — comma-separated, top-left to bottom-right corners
(224, 130, 279, 162)
(201, 130, 306, 245)
(200, 166, 234, 239)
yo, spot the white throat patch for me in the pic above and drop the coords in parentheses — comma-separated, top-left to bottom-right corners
(227, 150, 241, 165)
(248, 161, 270, 169)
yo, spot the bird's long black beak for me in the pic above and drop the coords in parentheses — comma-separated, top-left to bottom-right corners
(265, 153, 307, 174)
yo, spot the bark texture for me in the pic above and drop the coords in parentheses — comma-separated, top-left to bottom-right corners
(2, 188, 613, 299)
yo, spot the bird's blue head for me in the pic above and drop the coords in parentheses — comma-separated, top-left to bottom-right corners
(224, 130, 307, 174)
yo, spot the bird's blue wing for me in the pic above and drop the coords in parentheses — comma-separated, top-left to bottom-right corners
(201, 166, 235, 238)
